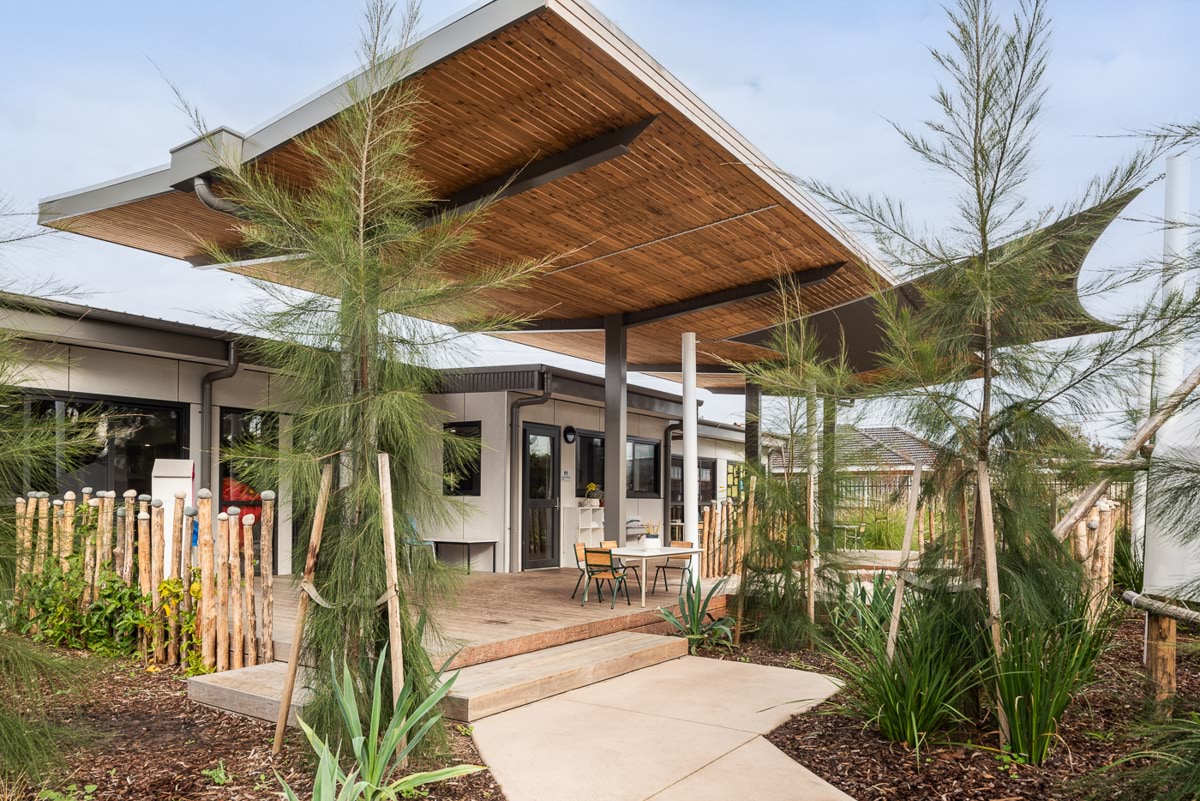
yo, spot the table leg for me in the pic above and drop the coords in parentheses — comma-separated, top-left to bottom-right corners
(640, 558, 647, 608)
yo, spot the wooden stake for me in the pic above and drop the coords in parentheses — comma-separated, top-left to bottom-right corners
(51, 500, 64, 570)
(62, 492, 76, 569)
(274, 463, 334, 755)
(81, 487, 94, 528)
(14, 497, 29, 601)
(885, 465, 923, 662)
(33, 493, 50, 576)
(977, 461, 1010, 746)
(218, 511, 234, 672)
(151, 500, 166, 664)
(1146, 612, 1177, 711)
(260, 491, 276, 663)
(377, 454, 406, 713)
(120, 490, 137, 584)
(96, 493, 113, 586)
(180, 503, 197, 665)
(198, 490, 216, 671)
(135, 511, 151, 658)
(81, 498, 99, 607)
(167, 492, 185, 666)
(732, 476, 756, 646)
(241, 514, 258, 666)
(700, 505, 712, 579)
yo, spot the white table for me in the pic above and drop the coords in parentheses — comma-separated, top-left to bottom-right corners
(610, 546, 704, 608)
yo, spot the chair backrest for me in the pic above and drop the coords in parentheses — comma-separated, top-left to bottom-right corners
(585, 548, 614, 570)
(600, 540, 617, 549)
(670, 540, 693, 561)
(574, 542, 587, 565)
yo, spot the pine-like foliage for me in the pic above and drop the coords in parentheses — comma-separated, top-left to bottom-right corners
(735, 0, 1200, 763)
(179, 1, 546, 745)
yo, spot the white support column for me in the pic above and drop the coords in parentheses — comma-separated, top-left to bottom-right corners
(682, 332, 699, 584)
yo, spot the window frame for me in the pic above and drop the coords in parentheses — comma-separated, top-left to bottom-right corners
(23, 389, 189, 495)
(625, 436, 662, 499)
(443, 421, 483, 497)
(573, 430, 662, 500)
(574, 429, 605, 498)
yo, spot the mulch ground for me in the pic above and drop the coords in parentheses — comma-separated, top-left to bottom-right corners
(705, 613, 1199, 801)
(35, 655, 505, 801)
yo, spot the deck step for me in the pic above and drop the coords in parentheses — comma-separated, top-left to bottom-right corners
(188, 661, 309, 726)
(442, 632, 687, 722)
(187, 632, 687, 726)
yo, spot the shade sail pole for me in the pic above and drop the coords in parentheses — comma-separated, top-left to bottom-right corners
(683, 332, 699, 584)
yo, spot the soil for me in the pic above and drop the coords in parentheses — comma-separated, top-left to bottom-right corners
(35, 655, 505, 801)
(704, 613, 1200, 801)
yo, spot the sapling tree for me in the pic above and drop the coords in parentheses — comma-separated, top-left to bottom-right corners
(741, 0, 1200, 760)
(176, 0, 546, 744)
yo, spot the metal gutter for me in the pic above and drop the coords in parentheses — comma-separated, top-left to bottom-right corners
(200, 341, 240, 490)
(508, 369, 554, 572)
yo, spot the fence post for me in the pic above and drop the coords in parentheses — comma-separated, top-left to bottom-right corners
(180, 504, 197, 665)
(260, 491, 276, 663)
(198, 489, 216, 671)
(227, 507, 243, 671)
(62, 492, 76, 570)
(242, 513, 258, 667)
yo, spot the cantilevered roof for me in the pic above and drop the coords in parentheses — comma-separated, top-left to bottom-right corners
(37, 0, 892, 391)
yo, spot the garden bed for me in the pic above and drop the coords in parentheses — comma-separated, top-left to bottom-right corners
(705, 614, 1199, 801)
(35, 653, 505, 801)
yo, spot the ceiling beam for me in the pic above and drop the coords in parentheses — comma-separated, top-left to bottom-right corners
(630, 363, 739, 374)
(427, 116, 658, 220)
(510, 262, 844, 335)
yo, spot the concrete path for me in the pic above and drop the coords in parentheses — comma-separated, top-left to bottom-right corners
(471, 655, 851, 801)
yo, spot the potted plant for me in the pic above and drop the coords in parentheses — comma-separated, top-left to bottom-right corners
(583, 483, 601, 508)
(643, 521, 661, 550)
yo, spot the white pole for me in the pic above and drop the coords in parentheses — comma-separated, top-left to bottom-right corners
(682, 332, 699, 585)
(1144, 152, 1196, 598)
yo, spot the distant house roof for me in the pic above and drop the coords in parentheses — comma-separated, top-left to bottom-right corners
(766, 426, 942, 473)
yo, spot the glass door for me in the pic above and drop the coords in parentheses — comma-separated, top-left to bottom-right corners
(522, 423, 560, 569)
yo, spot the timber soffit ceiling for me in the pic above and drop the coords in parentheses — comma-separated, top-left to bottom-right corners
(37, 0, 898, 390)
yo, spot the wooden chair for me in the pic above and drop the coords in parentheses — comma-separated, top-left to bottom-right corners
(601, 539, 641, 591)
(581, 548, 630, 609)
(651, 540, 694, 594)
(571, 542, 588, 599)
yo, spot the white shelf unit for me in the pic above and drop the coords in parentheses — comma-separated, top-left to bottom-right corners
(577, 504, 605, 548)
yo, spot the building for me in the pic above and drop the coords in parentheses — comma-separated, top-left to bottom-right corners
(2, 295, 744, 574)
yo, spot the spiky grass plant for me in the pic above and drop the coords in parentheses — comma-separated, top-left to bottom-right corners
(829, 577, 987, 752)
(175, 0, 546, 747)
(1085, 710, 1200, 801)
(0, 635, 77, 782)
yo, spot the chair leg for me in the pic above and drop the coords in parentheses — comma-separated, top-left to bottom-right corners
(629, 565, 641, 591)
(571, 570, 584, 600)
(622, 576, 631, 606)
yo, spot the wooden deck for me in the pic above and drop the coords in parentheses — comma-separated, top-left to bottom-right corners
(256, 568, 731, 669)
(194, 569, 726, 724)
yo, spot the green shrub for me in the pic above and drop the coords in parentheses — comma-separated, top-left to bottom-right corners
(280, 648, 481, 801)
(992, 602, 1114, 765)
(829, 586, 986, 752)
(1112, 527, 1143, 594)
(14, 554, 148, 656)
(660, 577, 734, 654)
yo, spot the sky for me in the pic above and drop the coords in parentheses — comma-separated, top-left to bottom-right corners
(2, 0, 1199, 434)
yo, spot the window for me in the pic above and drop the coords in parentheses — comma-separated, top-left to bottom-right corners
(626, 438, 660, 497)
(574, 432, 661, 498)
(220, 409, 278, 573)
(575, 431, 605, 497)
(444, 422, 482, 496)
(671, 456, 718, 504)
(726, 461, 745, 502)
(28, 395, 187, 496)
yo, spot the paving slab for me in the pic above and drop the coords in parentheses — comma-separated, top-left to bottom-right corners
(471, 696, 756, 801)
(648, 736, 854, 801)
(471, 655, 849, 801)
(560, 655, 839, 734)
